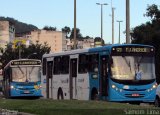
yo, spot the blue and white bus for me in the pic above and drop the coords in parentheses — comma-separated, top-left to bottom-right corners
(41, 44, 156, 103)
(3, 59, 42, 98)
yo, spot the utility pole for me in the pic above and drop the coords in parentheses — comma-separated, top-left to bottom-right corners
(111, 0, 115, 44)
(96, 3, 108, 46)
(126, 0, 130, 44)
(74, 0, 77, 49)
(112, 8, 115, 44)
(117, 20, 123, 44)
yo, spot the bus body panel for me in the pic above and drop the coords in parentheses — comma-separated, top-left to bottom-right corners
(108, 79, 156, 102)
(52, 74, 70, 99)
(10, 82, 42, 97)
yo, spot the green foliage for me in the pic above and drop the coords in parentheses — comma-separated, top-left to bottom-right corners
(0, 41, 51, 68)
(43, 26, 57, 31)
(62, 26, 71, 38)
(132, 4, 160, 83)
(0, 17, 38, 34)
(94, 37, 105, 45)
(69, 28, 83, 40)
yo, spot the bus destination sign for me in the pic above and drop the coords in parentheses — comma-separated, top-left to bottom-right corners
(11, 60, 41, 66)
(112, 47, 154, 53)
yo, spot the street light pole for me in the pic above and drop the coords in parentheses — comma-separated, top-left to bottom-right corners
(74, 0, 77, 49)
(112, 7, 115, 44)
(126, 0, 130, 44)
(111, 0, 115, 44)
(96, 3, 108, 46)
(117, 20, 123, 44)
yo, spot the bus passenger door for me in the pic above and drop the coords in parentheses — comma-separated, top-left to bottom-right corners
(46, 61, 53, 99)
(100, 55, 109, 97)
(70, 58, 77, 99)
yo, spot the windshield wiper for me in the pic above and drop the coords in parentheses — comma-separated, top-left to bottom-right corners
(29, 66, 35, 81)
(17, 65, 26, 79)
(122, 56, 131, 72)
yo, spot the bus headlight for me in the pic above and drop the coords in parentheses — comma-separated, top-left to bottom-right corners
(112, 85, 116, 89)
(10, 85, 14, 89)
(147, 83, 157, 92)
(152, 84, 157, 89)
(111, 84, 122, 92)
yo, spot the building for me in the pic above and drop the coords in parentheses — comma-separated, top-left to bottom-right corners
(67, 38, 94, 50)
(82, 39, 94, 48)
(14, 29, 95, 53)
(30, 30, 66, 53)
(0, 21, 15, 49)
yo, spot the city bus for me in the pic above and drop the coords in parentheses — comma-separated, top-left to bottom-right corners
(41, 44, 156, 103)
(3, 59, 42, 98)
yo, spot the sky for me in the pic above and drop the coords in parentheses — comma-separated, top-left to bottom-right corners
(0, 0, 160, 44)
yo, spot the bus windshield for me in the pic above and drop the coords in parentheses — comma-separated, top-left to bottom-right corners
(12, 66, 41, 82)
(111, 56, 155, 80)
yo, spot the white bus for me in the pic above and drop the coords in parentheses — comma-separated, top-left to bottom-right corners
(41, 49, 90, 100)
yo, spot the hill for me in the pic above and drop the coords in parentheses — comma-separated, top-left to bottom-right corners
(0, 16, 38, 34)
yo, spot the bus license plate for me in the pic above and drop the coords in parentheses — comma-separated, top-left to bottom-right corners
(24, 90, 30, 94)
(132, 94, 139, 97)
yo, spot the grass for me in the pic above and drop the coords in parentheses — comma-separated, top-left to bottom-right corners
(0, 99, 159, 115)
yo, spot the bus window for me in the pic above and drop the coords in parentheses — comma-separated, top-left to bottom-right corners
(53, 57, 61, 75)
(42, 58, 46, 75)
(78, 54, 88, 73)
(47, 61, 53, 78)
(61, 56, 69, 74)
(89, 54, 99, 73)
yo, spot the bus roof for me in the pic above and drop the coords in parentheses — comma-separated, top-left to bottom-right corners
(43, 44, 154, 58)
(43, 48, 89, 58)
(89, 44, 154, 52)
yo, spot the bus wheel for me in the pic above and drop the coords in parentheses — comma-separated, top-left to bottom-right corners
(91, 88, 98, 100)
(57, 88, 64, 100)
(155, 96, 160, 107)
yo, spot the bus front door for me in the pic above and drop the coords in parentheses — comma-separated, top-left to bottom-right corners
(100, 55, 109, 98)
(69, 59, 77, 99)
(46, 61, 53, 99)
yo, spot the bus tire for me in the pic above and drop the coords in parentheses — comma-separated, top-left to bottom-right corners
(57, 88, 64, 100)
(91, 88, 98, 100)
(155, 96, 160, 107)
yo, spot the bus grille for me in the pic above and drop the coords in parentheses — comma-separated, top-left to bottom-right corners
(18, 87, 35, 90)
(123, 89, 146, 91)
(20, 91, 34, 94)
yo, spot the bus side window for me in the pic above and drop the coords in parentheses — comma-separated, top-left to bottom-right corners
(53, 57, 61, 75)
(61, 56, 69, 74)
(89, 54, 99, 73)
(47, 61, 53, 78)
(78, 54, 88, 73)
(42, 58, 47, 75)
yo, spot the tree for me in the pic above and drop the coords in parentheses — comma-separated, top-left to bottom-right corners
(132, 4, 160, 83)
(0, 41, 51, 68)
(62, 26, 71, 38)
(83, 36, 93, 39)
(69, 28, 83, 40)
(43, 26, 57, 31)
(94, 37, 105, 46)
